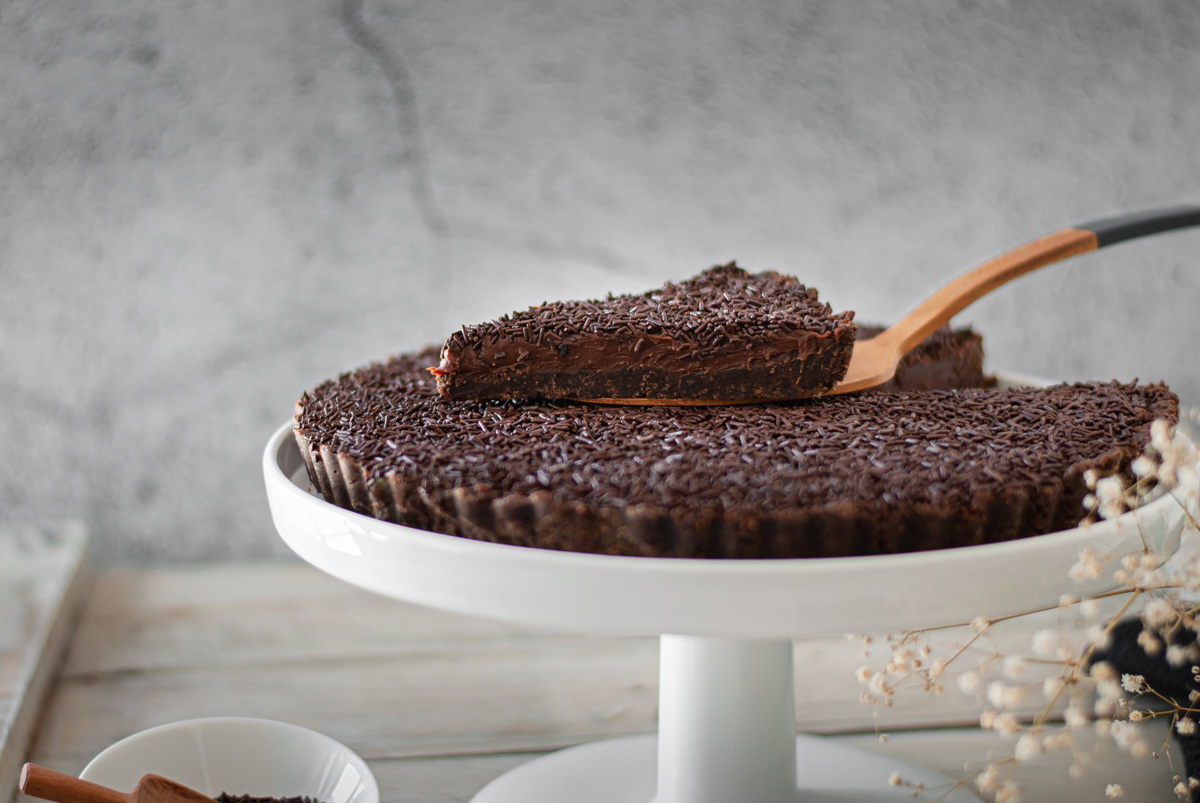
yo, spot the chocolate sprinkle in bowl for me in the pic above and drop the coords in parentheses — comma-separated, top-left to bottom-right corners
(79, 718, 378, 803)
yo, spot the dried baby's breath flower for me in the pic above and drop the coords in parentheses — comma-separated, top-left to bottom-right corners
(1110, 720, 1147, 755)
(995, 781, 1022, 802)
(1032, 629, 1062, 658)
(1045, 729, 1074, 751)
(1105, 783, 1124, 799)
(1097, 679, 1123, 703)
(994, 712, 1021, 735)
(987, 681, 1026, 710)
(1151, 420, 1174, 456)
(957, 671, 982, 695)
(1042, 676, 1065, 700)
(976, 763, 1003, 793)
(1143, 598, 1174, 628)
(928, 656, 947, 679)
(1177, 717, 1197, 736)
(1014, 732, 1043, 761)
(1064, 704, 1090, 729)
(1141, 568, 1167, 587)
(1131, 454, 1156, 479)
(1003, 656, 1028, 680)
(1121, 674, 1148, 694)
(1095, 476, 1128, 520)
(886, 644, 914, 669)
(1070, 548, 1105, 583)
(1137, 629, 1164, 656)
(1087, 625, 1113, 650)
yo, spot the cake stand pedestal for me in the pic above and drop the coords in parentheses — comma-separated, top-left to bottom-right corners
(473, 636, 956, 803)
(264, 422, 1186, 803)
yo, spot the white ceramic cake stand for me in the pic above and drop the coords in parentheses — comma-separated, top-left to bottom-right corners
(263, 414, 1187, 803)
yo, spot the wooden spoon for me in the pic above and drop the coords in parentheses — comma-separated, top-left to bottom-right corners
(19, 763, 218, 803)
(581, 204, 1200, 405)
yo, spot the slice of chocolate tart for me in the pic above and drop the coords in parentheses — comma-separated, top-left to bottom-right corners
(430, 262, 857, 402)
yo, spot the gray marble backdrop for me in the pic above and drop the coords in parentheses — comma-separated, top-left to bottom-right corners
(2, 0, 1198, 564)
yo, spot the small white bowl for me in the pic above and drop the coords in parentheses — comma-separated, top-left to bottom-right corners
(79, 717, 379, 803)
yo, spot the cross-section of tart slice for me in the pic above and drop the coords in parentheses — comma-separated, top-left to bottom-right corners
(429, 262, 857, 402)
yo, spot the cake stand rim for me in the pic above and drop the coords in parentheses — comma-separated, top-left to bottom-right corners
(264, 419, 1176, 575)
(263, 374, 1187, 638)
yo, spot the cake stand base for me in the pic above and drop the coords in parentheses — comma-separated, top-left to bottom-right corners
(474, 635, 979, 803)
(471, 733, 978, 802)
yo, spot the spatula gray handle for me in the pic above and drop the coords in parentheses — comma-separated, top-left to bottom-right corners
(1076, 204, 1200, 247)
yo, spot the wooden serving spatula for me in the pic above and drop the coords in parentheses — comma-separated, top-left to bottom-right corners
(585, 204, 1200, 405)
(828, 204, 1200, 395)
(19, 763, 218, 803)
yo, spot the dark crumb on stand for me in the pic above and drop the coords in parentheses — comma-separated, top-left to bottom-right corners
(216, 795, 328, 803)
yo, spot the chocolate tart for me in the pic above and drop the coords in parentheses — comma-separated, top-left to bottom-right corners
(430, 263, 857, 402)
(859, 324, 992, 392)
(295, 349, 1176, 559)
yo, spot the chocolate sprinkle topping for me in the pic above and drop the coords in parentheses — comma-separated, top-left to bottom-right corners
(448, 262, 852, 351)
(295, 347, 1177, 559)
